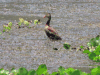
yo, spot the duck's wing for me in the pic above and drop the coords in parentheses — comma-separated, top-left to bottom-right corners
(45, 26, 58, 35)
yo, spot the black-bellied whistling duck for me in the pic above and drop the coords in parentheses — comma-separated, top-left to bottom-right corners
(44, 13, 62, 41)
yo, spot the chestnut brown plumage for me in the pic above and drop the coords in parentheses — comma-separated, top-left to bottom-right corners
(44, 13, 62, 41)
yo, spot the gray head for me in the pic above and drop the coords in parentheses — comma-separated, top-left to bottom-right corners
(44, 13, 51, 19)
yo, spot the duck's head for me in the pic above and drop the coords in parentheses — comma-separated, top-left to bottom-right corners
(44, 13, 51, 19)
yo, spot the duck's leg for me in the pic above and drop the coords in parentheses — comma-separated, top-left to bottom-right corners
(47, 38, 50, 46)
(45, 37, 51, 47)
(52, 41, 55, 48)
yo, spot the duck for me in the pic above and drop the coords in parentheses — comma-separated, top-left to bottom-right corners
(44, 13, 62, 41)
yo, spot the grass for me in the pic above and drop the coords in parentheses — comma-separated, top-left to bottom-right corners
(0, 64, 100, 75)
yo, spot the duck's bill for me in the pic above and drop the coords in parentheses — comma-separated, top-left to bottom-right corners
(43, 15, 46, 18)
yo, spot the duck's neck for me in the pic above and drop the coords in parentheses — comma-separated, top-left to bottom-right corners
(46, 17, 51, 26)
